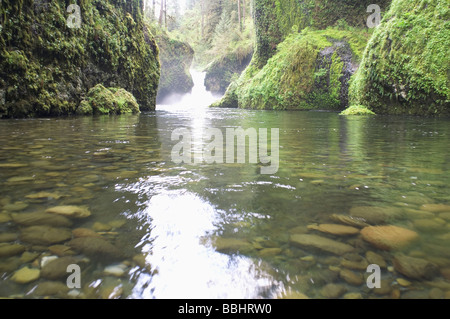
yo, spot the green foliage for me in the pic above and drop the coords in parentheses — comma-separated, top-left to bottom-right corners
(340, 105, 376, 115)
(349, 0, 450, 115)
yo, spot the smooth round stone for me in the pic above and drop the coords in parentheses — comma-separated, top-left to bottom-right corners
(278, 291, 309, 299)
(20, 251, 39, 263)
(92, 222, 112, 232)
(330, 214, 369, 228)
(0, 214, 11, 223)
(393, 255, 439, 280)
(307, 224, 359, 236)
(413, 219, 446, 231)
(11, 212, 73, 227)
(20, 225, 72, 245)
(365, 251, 387, 268)
(289, 234, 354, 255)
(32, 281, 69, 297)
(420, 204, 450, 213)
(340, 269, 364, 286)
(0, 243, 25, 258)
(360, 225, 419, 251)
(320, 283, 347, 298)
(104, 264, 128, 277)
(68, 237, 124, 261)
(108, 220, 127, 229)
(3, 202, 28, 212)
(25, 192, 62, 200)
(72, 228, 101, 238)
(49, 245, 76, 257)
(396, 278, 412, 287)
(0, 233, 18, 243)
(45, 206, 91, 219)
(6, 176, 34, 183)
(41, 257, 79, 280)
(258, 248, 282, 257)
(350, 206, 403, 225)
(40, 256, 59, 268)
(10, 267, 40, 284)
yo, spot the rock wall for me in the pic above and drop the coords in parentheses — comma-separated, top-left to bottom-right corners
(153, 25, 194, 103)
(0, 0, 160, 118)
(204, 48, 253, 95)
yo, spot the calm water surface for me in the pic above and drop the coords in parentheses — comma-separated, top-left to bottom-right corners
(0, 73, 450, 299)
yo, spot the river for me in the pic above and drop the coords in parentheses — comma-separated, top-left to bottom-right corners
(0, 70, 449, 299)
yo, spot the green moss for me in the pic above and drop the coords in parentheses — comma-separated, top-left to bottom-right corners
(340, 105, 376, 115)
(0, 0, 160, 118)
(214, 27, 369, 110)
(79, 84, 140, 116)
(349, 0, 450, 116)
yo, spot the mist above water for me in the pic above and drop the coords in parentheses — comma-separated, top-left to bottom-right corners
(157, 70, 222, 110)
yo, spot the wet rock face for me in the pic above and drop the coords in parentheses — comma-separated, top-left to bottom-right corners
(155, 28, 195, 103)
(313, 40, 356, 109)
(0, 0, 160, 118)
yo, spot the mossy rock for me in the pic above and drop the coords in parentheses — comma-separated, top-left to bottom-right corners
(214, 28, 370, 111)
(78, 84, 139, 116)
(349, 0, 450, 116)
(340, 105, 376, 115)
(0, 0, 160, 118)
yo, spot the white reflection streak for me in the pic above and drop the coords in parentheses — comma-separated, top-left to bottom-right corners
(132, 192, 280, 299)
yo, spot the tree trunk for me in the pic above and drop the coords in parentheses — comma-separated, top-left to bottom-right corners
(201, 0, 205, 39)
(159, 0, 164, 25)
(164, 0, 167, 29)
(238, 0, 242, 31)
(152, 0, 156, 19)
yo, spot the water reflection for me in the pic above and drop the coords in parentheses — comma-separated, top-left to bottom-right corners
(125, 188, 283, 299)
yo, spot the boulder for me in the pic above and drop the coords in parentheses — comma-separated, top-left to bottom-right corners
(360, 225, 419, 250)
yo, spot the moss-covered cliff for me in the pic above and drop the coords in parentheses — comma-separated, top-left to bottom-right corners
(213, 0, 391, 110)
(213, 27, 369, 110)
(349, 0, 449, 115)
(152, 24, 194, 103)
(0, 0, 160, 118)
